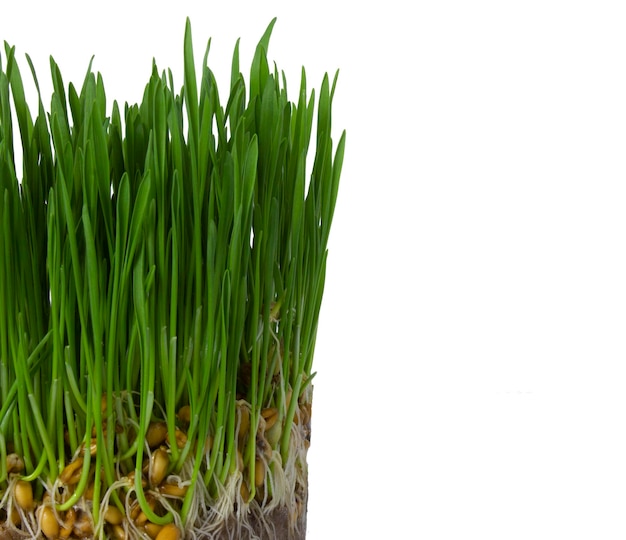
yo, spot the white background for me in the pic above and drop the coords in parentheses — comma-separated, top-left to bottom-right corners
(3, 1, 626, 538)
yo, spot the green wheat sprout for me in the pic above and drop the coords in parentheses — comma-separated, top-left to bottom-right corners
(0, 17, 344, 540)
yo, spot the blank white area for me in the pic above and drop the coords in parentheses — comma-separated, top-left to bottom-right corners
(3, 1, 626, 539)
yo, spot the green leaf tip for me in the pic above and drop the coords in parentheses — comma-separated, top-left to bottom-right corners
(258, 17, 277, 52)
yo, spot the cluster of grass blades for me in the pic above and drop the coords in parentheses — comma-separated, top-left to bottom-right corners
(0, 17, 345, 540)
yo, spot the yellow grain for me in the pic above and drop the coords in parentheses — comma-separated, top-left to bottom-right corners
(254, 458, 265, 487)
(264, 413, 278, 431)
(110, 524, 126, 540)
(129, 501, 141, 521)
(150, 447, 169, 486)
(177, 405, 191, 424)
(159, 482, 188, 498)
(240, 481, 250, 501)
(60, 507, 76, 538)
(144, 522, 163, 539)
(134, 496, 156, 526)
(261, 407, 277, 421)
(265, 418, 281, 448)
(9, 505, 20, 525)
(84, 481, 95, 500)
(236, 449, 244, 472)
(166, 428, 187, 449)
(146, 422, 168, 448)
(104, 505, 124, 525)
(39, 506, 60, 539)
(14, 480, 34, 511)
(237, 404, 250, 444)
(59, 457, 84, 485)
(6, 453, 24, 474)
(155, 523, 181, 540)
(101, 393, 109, 414)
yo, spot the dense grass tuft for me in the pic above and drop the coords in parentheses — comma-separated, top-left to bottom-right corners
(0, 18, 344, 538)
